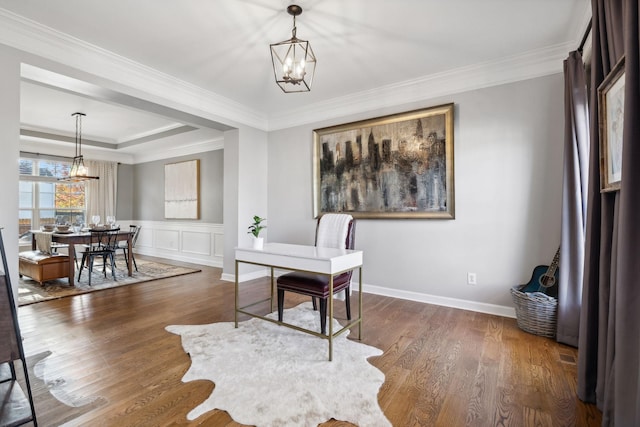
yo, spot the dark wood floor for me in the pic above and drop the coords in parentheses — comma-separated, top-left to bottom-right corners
(14, 256, 601, 427)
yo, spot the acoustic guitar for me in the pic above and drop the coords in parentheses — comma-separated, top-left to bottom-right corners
(520, 247, 560, 298)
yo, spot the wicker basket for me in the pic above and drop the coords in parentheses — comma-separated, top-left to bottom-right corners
(510, 285, 558, 338)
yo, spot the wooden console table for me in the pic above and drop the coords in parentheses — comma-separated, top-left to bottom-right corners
(234, 242, 364, 361)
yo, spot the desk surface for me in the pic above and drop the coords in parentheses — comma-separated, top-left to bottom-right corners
(235, 243, 363, 275)
(234, 242, 364, 360)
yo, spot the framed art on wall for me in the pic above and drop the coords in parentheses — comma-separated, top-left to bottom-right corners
(165, 159, 200, 219)
(313, 103, 455, 219)
(598, 56, 625, 192)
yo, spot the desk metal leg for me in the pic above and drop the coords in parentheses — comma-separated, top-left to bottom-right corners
(270, 267, 275, 313)
(329, 275, 334, 361)
(234, 260, 239, 328)
(358, 266, 363, 340)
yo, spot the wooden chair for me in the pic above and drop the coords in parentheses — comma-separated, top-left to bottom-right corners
(114, 225, 141, 272)
(277, 214, 356, 335)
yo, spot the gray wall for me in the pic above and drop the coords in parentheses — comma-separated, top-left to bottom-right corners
(129, 150, 224, 222)
(116, 163, 134, 220)
(267, 73, 564, 309)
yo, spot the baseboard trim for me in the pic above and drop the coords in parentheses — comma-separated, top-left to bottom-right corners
(362, 284, 516, 319)
(220, 270, 515, 318)
(136, 248, 223, 268)
(221, 268, 268, 283)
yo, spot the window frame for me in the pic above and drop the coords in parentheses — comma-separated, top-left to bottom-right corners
(19, 157, 87, 238)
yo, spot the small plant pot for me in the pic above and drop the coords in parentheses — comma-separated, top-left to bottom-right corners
(252, 237, 264, 250)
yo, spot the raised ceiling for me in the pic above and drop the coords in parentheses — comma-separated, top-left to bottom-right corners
(0, 1, 591, 162)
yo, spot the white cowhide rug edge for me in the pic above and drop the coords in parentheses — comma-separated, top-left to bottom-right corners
(166, 302, 391, 427)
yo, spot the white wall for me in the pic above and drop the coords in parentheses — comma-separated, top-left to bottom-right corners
(222, 127, 269, 279)
(267, 74, 565, 316)
(0, 45, 21, 301)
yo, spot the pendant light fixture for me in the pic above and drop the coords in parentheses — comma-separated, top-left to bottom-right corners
(270, 4, 317, 93)
(59, 112, 99, 182)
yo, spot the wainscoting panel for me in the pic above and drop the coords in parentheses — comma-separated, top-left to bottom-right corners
(155, 229, 181, 252)
(126, 220, 223, 268)
(182, 231, 211, 256)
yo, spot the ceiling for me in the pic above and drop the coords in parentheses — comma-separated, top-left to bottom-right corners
(0, 0, 591, 163)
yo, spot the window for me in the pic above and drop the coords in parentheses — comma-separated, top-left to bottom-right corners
(19, 158, 86, 238)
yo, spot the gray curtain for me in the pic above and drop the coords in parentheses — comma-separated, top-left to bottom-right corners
(557, 51, 590, 347)
(577, 0, 640, 425)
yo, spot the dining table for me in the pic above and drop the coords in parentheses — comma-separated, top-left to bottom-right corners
(31, 229, 133, 286)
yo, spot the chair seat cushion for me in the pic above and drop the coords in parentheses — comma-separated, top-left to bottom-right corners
(19, 251, 69, 265)
(277, 271, 351, 298)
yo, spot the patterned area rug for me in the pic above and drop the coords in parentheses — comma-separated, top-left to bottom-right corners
(167, 302, 391, 427)
(18, 256, 201, 306)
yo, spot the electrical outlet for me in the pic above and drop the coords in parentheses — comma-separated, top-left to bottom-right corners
(467, 272, 477, 285)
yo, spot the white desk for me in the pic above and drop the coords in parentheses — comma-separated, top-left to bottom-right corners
(234, 243, 364, 361)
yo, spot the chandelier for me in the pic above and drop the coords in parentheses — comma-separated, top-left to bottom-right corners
(59, 112, 99, 182)
(270, 4, 317, 93)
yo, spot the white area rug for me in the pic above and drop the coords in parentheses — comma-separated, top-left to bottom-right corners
(166, 302, 391, 427)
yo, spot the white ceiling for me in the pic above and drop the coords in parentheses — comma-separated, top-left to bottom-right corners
(0, 0, 591, 162)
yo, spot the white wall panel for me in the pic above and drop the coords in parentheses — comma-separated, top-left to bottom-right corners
(155, 229, 180, 251)
(182, 231, 211, 255)
(121, 220, 223, 268)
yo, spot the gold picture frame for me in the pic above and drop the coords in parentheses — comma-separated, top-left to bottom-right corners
(313, 103, 455, 219)
(598, 56, 625, 192)
(164, 159, 200, 219)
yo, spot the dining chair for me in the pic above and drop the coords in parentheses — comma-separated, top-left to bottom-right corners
(77, 229, 120, 286)
(277, 214, 355, 335)
(114, 225, 141, 272)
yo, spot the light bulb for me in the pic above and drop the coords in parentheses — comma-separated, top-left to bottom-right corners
(77, 165, 88, 176)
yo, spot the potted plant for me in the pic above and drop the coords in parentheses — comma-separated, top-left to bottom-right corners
(247, 215, 267, 249)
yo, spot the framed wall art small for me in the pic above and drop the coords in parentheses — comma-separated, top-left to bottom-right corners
(598, 56, 625, 192)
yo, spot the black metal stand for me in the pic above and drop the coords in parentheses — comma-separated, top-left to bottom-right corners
(0, 227, 38, 426)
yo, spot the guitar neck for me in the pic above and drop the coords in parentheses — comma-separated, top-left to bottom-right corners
(547, 247, 560, 276)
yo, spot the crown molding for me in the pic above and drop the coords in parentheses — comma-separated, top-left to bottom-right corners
(0, 8, 268, 130)
(19, 138, 135, 164)
(0, 7, 585, 134)
(132, 137, 224, 164)
(267, 41, 572, 130)
(20, 127, 223, 164)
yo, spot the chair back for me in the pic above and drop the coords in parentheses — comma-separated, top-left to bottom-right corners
(314, 214, 356, 283)
(131, 225, 141, 247)
(90, 229, 120, 252)
(314, 214, 355, 250)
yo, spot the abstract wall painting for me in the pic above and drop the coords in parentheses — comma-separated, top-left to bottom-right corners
(313, 104, 455, 219)
(165, 159, 200, 219)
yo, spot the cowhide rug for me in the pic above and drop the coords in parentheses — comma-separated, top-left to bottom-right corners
(166, 302, 390, 427)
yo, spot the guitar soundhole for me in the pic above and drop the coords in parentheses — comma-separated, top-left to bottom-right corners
(539, 275, 556, 288)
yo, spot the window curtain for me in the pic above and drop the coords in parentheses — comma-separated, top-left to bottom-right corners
(577, 0, 640, 425)
(557, 50, 590, 347)
(85, 160, 118, 224)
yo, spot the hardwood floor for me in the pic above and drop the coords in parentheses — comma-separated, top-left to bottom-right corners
(15, 256, 601, 426)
